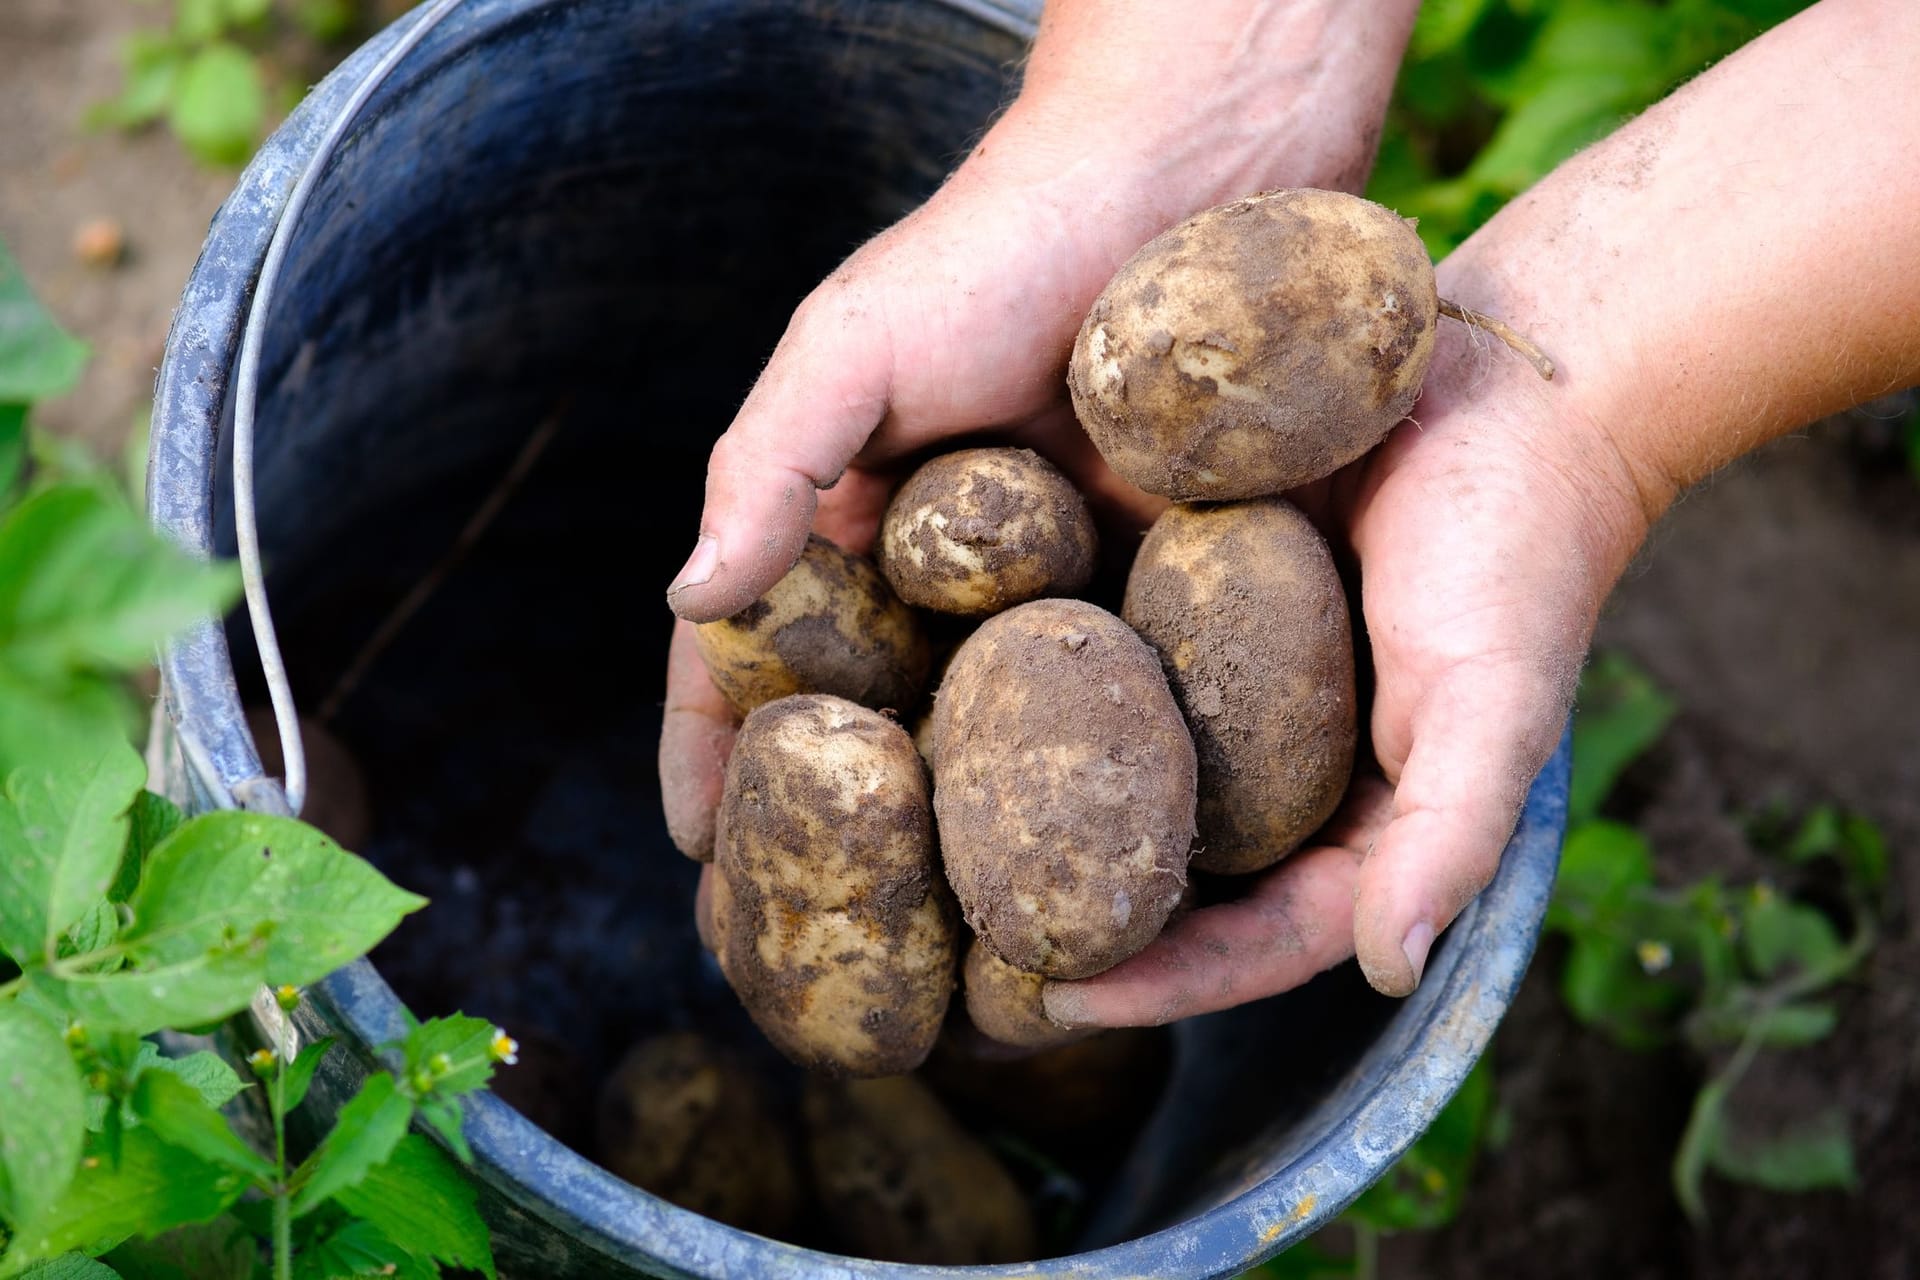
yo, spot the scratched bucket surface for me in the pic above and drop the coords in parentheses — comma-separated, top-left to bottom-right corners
(147, 1, 1570, 1275)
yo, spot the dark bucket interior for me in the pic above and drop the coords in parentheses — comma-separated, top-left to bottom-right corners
(207, 0, 1418, 1261)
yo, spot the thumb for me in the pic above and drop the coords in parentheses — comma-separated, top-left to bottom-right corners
(665, 282, 896, 623)
(1353, 659, 1571, 996)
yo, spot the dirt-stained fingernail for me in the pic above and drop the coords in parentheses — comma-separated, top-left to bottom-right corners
(1401, 919, 1436, 989)
(667, 534, 719, 598)
(1041, 982, 1090, 1029)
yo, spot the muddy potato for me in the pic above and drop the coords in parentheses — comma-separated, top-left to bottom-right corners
(596, 1032, 800, 1236)
(1069, 188, 1437, 500)
(694, 535, 931, 715)
(1124, 499, 1355, 874)
(878, 448, 1097, 616)
(716, 695, 957, 1075)
(805, 1074, 1035, 1265)
(923, 1025, 1174, 1154)
(963, 937, 1092, 1051)
(932, 599, 1196, 979)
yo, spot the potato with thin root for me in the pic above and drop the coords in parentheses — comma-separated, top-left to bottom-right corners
(716, 694, 957, 1076)
(694, 535, 931, 716)
(963, 936, 1092, 1051)
(878, 448, 1097, 616)
(1124, 498, 1356, 874)
(805, 1074, 1036, 1265)
(595, 1032, 799, 1237)
(933, 599, 1196, 979)
(1071, 188, 1442, 499)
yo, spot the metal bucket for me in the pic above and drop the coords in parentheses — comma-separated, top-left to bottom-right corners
(147, 1, 1569, 1275)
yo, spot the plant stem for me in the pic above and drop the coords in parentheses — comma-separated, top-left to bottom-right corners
(274, 1049, 292, 1280)
(1354, 1222, 1380, 1280)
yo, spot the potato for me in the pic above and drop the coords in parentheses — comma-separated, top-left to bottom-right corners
(962, 936, 1092, 1051)
(932, 599, 1196, 979)
(596, 1032, 799, 1236)
(1069, 188, 1437, 499)
(715, 694, 957, 1075)
(922, 1026, 1173, 1155)
(804, 1074, 1035, 1265)
(1123, 499, 1356, 874)
(694, 535, 931, 715)
(877, 448, 1097, 616)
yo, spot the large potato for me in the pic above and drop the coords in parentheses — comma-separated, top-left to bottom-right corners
(804, 1074, 1035, 1265)
(962, 937, 1092, 1052)
(932, 599, 1196, 979)
(1124, 499, 1355, 874)
(595, 1032, 799, 1236)
(1069, 188, 1437, 499)
(877, 448, 1096, 617)
(694, 535, 931, 715)
(716, 695, 957, 1076)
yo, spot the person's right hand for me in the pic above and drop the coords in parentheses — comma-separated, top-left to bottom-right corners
(657, 2, 1420, 860)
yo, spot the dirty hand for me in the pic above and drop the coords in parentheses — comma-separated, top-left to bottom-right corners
(658, 2, 1419, 859)
(1043, 0, 1920, 1022)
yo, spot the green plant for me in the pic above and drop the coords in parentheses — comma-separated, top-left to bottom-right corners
(1369, 0, 1819, 256)
(1, 239, 501, 1278)
(92, 0, 366, 167)
(1553, 654, 1880, 1221)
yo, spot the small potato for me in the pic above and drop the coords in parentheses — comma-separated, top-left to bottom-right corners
(877, 448, 1096, 616)
(933, 599, 1196, 979)
(716, 695, 957, 1076)
(923, 1026, 1173, 1155)
(1069, 188, 1437, 499)
(694, 535, 931, 715)
(596, 1032, 799, 1236)
(963, 937, 1090, 1051)
(1124, 499, 1355, 874)
(805, 1074, 1035, 1265)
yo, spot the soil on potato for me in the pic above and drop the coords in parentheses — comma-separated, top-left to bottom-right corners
(9, 5, 1920, 1271)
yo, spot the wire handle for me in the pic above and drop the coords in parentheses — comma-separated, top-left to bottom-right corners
(228, 0, 469, 816)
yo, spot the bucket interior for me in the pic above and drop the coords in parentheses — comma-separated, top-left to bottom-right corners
(211, 0, 1419, 1261)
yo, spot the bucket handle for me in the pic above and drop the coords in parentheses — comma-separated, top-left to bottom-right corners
(219, 0, 470, 818)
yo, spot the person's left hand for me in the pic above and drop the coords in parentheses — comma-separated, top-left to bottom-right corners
(1041, 305, 1652, 1023)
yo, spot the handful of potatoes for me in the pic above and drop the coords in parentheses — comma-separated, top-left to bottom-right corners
(674, 188, 1545, 1077)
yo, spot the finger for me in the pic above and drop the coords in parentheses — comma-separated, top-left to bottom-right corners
(1352, 662, 1569, 997)
(694, 864, 717, 954)
(666, 284, 895, 622)
(658, 619, 739, 861)
(1042, 777, 1393, 1028)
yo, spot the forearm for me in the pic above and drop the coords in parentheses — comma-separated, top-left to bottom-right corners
(972, 1, 1419, 229)
(1435, 0, 1920, 559)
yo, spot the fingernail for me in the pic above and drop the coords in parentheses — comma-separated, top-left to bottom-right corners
(1041, 983, 1088, 1029)
(1401, 919, 1436, 989)
(668, 535, 719, 597)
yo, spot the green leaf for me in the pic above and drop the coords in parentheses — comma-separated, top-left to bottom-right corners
(3, 1127, 245, 1266)
(1559, 929, 1684, 1050)
(1346, 1056, 1492, 1233)
(1710, 1104, 1857, 1193)
(402, 1015, 499, 1097)
(1546, 819, 1653, 929)
(1740, 891, 1846, 983)
(90, 33, 185, 132)
(291, 1217, 430, 1280)
(290, 1074, 414, 1216)
(16, 1257, 123, 1280)
(416, 1098, 471, 1165)
(0, 741, 145, 965)
(129, 811, 425, 988)
(173, 0, 227, 41)
(59, 901, 120, 963)
(103, 1217, 258, 1280)
(31, 939, 267, 1036)
(1745, 1000, 1839, 1048)
(293, 0, 357, 42)
(0, 243, 90, 405)
(1570, 652, 1676, 822)
(167, 43, 264, 168)
(1672, 1073, 1729, 1224)
(281, 1037, 335, 1114)
(0, 669, 136, 784)
(0, 1002, 87, 1231)
(130, 1071, 274, 1181)
(1, 403, 24, 503)
(1782, 806, 1889, 894)
(0, 485, 240, 681)
(220, 0, 272, 25)
(1410, 0, 1496, 58)
(1242, 1238, 1355, 1280)
(334, 1134, 496, 1278)
(138, 1046, 248, 1111)
(117, 793, 185, 904)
